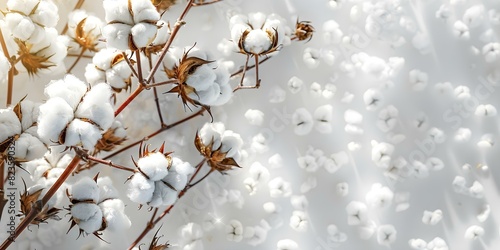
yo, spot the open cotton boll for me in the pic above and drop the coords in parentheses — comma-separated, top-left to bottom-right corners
(277, 239, 298, 250)
(199, 122, 224, 149)
(75, 83, 114, 130)
(365, 183, 394, 208)
(130, 0, 160, 23)
(287, 76, 303, 94)
(127, 173, 155, 204)
(18, 99, 39, 131)
(99, 199, 131, 231)
(191, 83, 220, 105)
(323, 20, 343, 44)
(289, 210, 308, 232)
(455, 128, 471, 142)
(44, 75, 88, 110)
(71, 203, 103, 234)
(37, 98, 74, 144)
(131, 23, 158, 49)
(314, 105, 333, 134)
(464, 225, 484, 240)
(409, 238, 427, 249)
(163, 170, 188, 191)
(426, 157, 444, 171)
(248, 162, 270, 183)
(377, 105, 399, 132)
(268, 177, 292, 198)
(0, 109, 21, 142)
(103, 0, 133, 24)
(475, 104, 497, 116)
(226, 220, 244, 242)
(427, 237, 449, 250)
(5, 13, 36, 41)
(243, 30, 273, 54)
(290, 195, 309, 211)
(371, 141, 394, 169)
(171, 157, 194, 176)
(377, 225, 397, 246)
(292, 108, 313, 136)
(137, 152, 170, 181)
(244, 225, 268, 246)
(303, 48, 321, 69)
(482, 43, 500, 63)
(422, 209, 443, 225)
(102, 23, 133, 50)
(245, 109, 265, 126)
(65, 119, 102, 149)
(346, 201, 368, 225)
(297, 155, 319, 172)
(453, 21, 470, 40)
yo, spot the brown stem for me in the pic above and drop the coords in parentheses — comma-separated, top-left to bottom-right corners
(61, 0, 86, 34)
(67, 53, 93, 59)
(0, 155, 81, 250)
(122, 52, 139, 80)
(135, 51, 144, 86)
(187, 168, 214, 187)
(147, 54, 165, 125)
(104, 108, 205, 161)
(144, 0, 195, 85)
(127, 158, 207, 249)
(86, 155, 135, 173)
(67, 47, 87, 73)
(114, 84, 145, 117)
(0, 27, 14, 107)
(230, 56, 271, 78)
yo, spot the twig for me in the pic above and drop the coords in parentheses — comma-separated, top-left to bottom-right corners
(147, 54, 166, 125)
(105, 109, 205, 161)
(86, 155, 135, 173)
(122, 52, 140, 80)
(0, 28, 14, 107)
(127, 158, 207, 250)
(146, 79, 177, 88)
(0, 155, 82, 250)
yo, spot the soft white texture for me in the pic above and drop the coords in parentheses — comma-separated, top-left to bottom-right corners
(277, 239, 298, 250)
(244, 109, 265, 126)
(70, 203, 103, 234)
(422, 209, 443, 225)
(137, 152, 170, 181)
(464, 225, 484, 240)
(44, 74, 88, 110)
(365, 183, 394, 208)
(226, 220, 244, 242)
(346, 201, 368, 225)
(292, 108, 313, 135)
(268, 177, 292, 198)
(71, 177, 100, 202)
(127, 173, 155, 204)
(287, 76, 303, 93)
(99, 199, 131, 231)
(65, 119, 102, 149)
(0, 109, 21, 142)
(314, 105, 333, 134)
(376, 225, 397, 246)
(37, 98, 74, 145)
(75, 83, 114, 129)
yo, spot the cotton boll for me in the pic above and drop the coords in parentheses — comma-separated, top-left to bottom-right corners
(477, 204, 490, 222)
(268, 154, 283, 169)
(454, 85, 471, 100)
(0, 109, 21, 143)
(75, 83, 114, 130)
(290, 195, 308, 211)
(268, 177, 292, 198)
(469, 181, 484, 198)
(171, 156, 194, 176)
(179, 223, 204, 250)
(452, 176, 468, 194)
(297, 155, 318, 172)
(303, 48, 321, 69)
(455, 128, 471, 142)
(428, 127, 446, 144)
(482, 43, 500, 63)
(149, 181, 177, 207)
(409, 69, 428, 91)
(244, 224, 268, 246)
(376, 225, 397, 246)
(323, 20, 343, 44)
(127, 173, 155, 204)
(363, 89, 383, 111)
(371, 140, 394, 169)
(130, 0, 160, 23)
(70, 203, 103, 234)
(410, 161, 430, 179)
(453, 21, 470, 40)
(427, 237, 449, 250)
(13, 133, 46, 162)
(322, 83, 336, 99)
(475, 104, 497, 116)
(477, 134, 494, 148)
(377, 105, 398, 132)
(464, 225, 484, 240)
(251, 133, 268, 153)
(277, 239, 298, 250)
(426, 157, 444, 171)
(199, 122, 224, 149)
(96, 177, 118, 202)
(346, 201, 368, 225)
(289, 210, 308, 232)
(463, 5, 484, 28)
(102, 23, 133, 50)
(245, 109, 264, 126)
(409, 238, 427, 249)
(422, 209, 443, 225)
(226, 220, 244, 242)
(292, 108, 313, 136)
(99, 199, 131, 231)
(365, 183, 394, 208)
(310, 82, 322, 97)
(248, 162, 270, 184)
(288, 76, 303, 94)
(344, 109, 362, 124)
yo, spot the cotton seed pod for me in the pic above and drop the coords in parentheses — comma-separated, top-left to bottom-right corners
(293, 19, 315, 42)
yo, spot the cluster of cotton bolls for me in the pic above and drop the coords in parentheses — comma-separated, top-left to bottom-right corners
(127, 151, 194, 207)
(37, 74, 115, 150)
(2, 0, 67, 75)
(409, 237, 449, 250)
(0, 99, 46, 163)
(67, 176, 131, 235)
(229, 12, 290, 56)
(197, 122, 244, 165)
(102, 0, 160, 50)
(163, 47, 233, 106)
